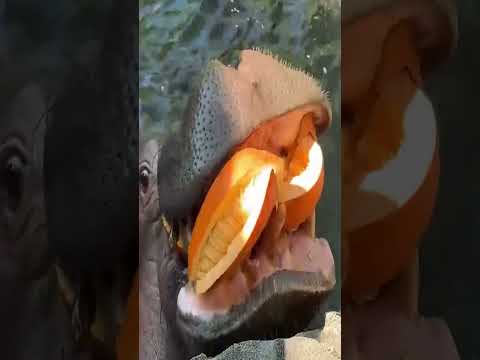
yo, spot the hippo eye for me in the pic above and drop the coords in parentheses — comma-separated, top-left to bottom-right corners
(139, 166, 151, 194)
(1, 153, 26, 212)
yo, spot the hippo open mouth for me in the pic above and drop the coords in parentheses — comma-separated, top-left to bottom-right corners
(178, 223, 334, 317)
(172, 209, 335, 352)
(157, 48, 335, 355)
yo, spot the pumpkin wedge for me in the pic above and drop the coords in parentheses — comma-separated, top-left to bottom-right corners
(284, 165, 325, 231)
(237, 112, 325, 230)
(189, 148, 281, 294)
(189, 113, 326, 294)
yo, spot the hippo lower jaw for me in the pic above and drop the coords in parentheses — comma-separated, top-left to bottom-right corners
(174, 219, 335, 356)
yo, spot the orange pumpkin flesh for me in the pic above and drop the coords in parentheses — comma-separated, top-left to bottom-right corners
(190, 163, 278, 294)
(285, 167, 325, 231)
(237, 112, 324, 228)
(235, 108, 320, 156)
(188, 113, 326, 294)
(188, 148, 284, 274)
(281, 134, 324, 231)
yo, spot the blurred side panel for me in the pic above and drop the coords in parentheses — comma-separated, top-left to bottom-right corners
(0, 0, 139, 359)
(342, 0, 466, 359)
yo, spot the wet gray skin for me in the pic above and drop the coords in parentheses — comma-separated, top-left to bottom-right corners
(0, 81, 75, 359)
(0, 78, 112, 360)
(140, 137, 189, 360)
(154, 50, 335, 358)
(139, 138, 167, 360)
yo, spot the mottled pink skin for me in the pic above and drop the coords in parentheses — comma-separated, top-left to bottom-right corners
(177, 232, 334, 319)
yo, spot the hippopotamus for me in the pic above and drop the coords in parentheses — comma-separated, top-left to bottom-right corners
(43, 0, 138, 350)
(0, 78, 75, 359)
(139, 48, 337, 359)
(138, 138, 165, 360)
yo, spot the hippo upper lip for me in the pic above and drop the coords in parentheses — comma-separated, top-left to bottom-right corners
(157, 49, 331, 219)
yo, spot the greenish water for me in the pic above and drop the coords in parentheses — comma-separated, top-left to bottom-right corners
(140, 0, 341, 309)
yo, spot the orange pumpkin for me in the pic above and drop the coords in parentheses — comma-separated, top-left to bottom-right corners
(188, 149, 281, 294)
(285, 168, 325, 231)
(237, 112, 325, 230)
(188, 112, 326, 294)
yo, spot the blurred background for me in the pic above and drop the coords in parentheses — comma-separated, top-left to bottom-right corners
(140, 0, 341, 310)
(421, 1, 480, 359)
